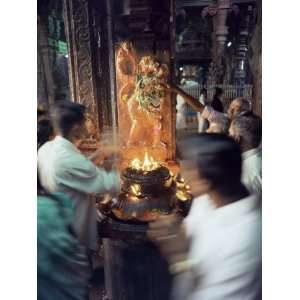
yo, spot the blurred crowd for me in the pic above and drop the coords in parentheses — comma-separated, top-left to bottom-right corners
(37, 83, 261, 300)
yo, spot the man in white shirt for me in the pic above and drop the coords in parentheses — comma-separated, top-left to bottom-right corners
(176, 80, 199, 131)
(149, 133, 261, 300)
(164, 83, 251, 133)
(176, 94, 187, 130)
(38, 101, 120, 251)
(197, 88, 209, 133)
(229, 112, 262, 195)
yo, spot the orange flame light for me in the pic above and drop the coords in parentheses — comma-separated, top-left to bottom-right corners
(130, 184, 141, 196)
(130, 152, 160, 172)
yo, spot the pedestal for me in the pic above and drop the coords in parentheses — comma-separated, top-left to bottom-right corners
(99, 217, 173, 300)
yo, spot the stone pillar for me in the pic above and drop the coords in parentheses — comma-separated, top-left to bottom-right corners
(234, 5, 254, 99)
(37, 15, 56, 106)
(249, 0, 262, 116)
(202, 0, 232, 84)
(63, 0, 116, 144)
(215, 0, 231, 66)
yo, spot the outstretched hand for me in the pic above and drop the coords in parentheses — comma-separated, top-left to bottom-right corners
(100, 153, 120, 172)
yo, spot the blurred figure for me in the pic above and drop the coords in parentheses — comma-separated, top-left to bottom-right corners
(38, 103, 48, 122)
(176, 93, 187, 131)
(176, 79, 199, 131)
(149, 133, 261, 300)
(163, 84, 251, 134)
(197, 88, 209, 133)
(37, 119, 53, 149)
(37, 104, 54, 149)
(38, 176, 90, 300)
(38, 100, 120, 253)
(229, 112, 262, 195)
(211, 87, 224, 112)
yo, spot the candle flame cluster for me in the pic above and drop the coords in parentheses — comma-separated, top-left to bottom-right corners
(130, 152, 160, 172)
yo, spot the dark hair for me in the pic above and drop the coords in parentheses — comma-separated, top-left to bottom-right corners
(37, 104, 48, 119)
(231, 114, 262, 149)
(200, 88, 207, 96)
(214, 87, 223, 96)
(51, 100, 86, 137)
(178, 133, 242, 189)
(37, 119, 53, 149)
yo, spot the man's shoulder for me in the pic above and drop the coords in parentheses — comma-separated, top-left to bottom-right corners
(243, 148, 262, 169)
(184, 195, 214, 232)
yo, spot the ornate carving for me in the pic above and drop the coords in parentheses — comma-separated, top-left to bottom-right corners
(113, 0, 176, 162)
(64, 0, 100, 141)
(249, 0, 261, 116)
(207, 61, 225, 85)
(201, 0, 238, 84)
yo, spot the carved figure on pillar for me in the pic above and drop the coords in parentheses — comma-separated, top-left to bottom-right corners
(202, 0, 239, 84)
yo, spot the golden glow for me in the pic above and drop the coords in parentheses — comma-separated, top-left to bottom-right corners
(176, 190, 192, 202)
(164, 176, 173, 188)
(179, 177, 185, 183)
(130, 184, 141, 196)
(130, 158, 142, 170)
(130, 152, 160, 172)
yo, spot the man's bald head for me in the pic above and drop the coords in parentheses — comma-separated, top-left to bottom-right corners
(227, 98, 251, 119)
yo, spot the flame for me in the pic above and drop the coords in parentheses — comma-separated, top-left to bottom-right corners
(130, 152, 160, 171)
(131, 158, 142, 170)
(130, 184, 141, 196)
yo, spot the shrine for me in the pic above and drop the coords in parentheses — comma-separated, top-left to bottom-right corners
(37, 1, 262, 300)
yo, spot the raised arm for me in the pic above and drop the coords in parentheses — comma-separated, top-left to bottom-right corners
(57, 152, 120, 195)
(164, 84, 205, 113)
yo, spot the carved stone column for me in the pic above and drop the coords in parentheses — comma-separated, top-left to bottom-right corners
(202, 0, 237, 84)
(215, 1, 231, 64)
(38, 15, 56, 106)
(234, 5, 254, 94)
(249, 0, 262, 116)
(63, 0, 116, 144)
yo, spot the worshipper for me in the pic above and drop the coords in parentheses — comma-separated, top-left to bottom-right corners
(176, 79, 199, 131)
(38, 100, 120, 253)
(211, 87, 224, 112)
(37, 176, 90, 300)
(197, 88, 209, 133)
(149, 133, 262, 300)
(37, 104, 54, 149)
(37, 103, 48, 122)
(37, 119, 53, 149)
(229, 112, 262, 195)
(163, 83, 251, 134)
(176, 93, 187, 131)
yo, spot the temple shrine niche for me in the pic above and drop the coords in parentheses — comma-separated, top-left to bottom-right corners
(116, 44, 170, 164)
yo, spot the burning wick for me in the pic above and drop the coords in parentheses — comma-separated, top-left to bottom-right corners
(130, 152, 160, 172)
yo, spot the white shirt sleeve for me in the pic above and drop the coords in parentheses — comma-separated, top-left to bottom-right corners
(202, 106, 226, 123)
(56, 151, 120, 195)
